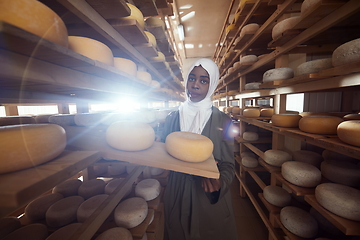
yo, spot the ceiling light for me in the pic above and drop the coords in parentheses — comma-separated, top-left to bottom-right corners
(178, 24, 185, 41)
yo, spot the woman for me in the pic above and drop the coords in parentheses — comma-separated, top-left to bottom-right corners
(161, 58, 238, 240)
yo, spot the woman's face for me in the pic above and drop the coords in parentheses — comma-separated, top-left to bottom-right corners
(186, 66, 210, 102)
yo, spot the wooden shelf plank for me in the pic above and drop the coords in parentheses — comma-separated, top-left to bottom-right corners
(109, 18, 149, 45)
(274, 172, 315, 196)
(0, 150, 101, 218)
(133, 0, 158, 17)
(64, 126, 220, 179)
(86, 0, 130, 19)
(258, 159, 281, 173)
(274, 214, 309, 240)
(305, 195, 360, 236)
(317, 137, 360, 160)
(243, 142, 266, 160)
(236, 136, 272, 143)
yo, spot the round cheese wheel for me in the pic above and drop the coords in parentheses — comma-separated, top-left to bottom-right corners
(74, 113, 103, 126)
(299, 115, 343, 135)
(292, 150, 323, 168)
(232, 107, 242, 115)
(226, 107, 234, 113)
(34, 114, 52, 123)
(25, 193, 64, 221)
(2, 223, 48, 240)
(135, 178, 161, 201)
(282, 161, 321, 187)
(77, 194, 108, 222)
(49, 114, 76, 126)
(113, 58, 137, 77)
(343, 113, 360, 120)
(263, 149, 292, 167)
(242, 132, 259, 141)
(95, 227, 133, 240)
(332, 38, 360, 67)
(299, 112, 331, 117)
(104, 178, 132, 198)
(0, 124, 66, 174)
(272, 16, 301, 40)
(243, 108, 260, 117)
(149, 51, 165, 62)
(0, 217, 22, 239)
(295, 58, 332, 76)
(337, 120, 360, 147)
(315, 183, 360, 221)
(145, 17, 165, 28)
(137, 71, 152, 85)
(123, 3, 145, 29)
(68, 36, 114, 66)
(114, 197, 148, 228)
(321, 159, 360, 187)
(260, 108, 274, 117)
(52, 179, 83, 197)
(0, 116, 35, 126)
(233, 61, 241, 69)
(106, 121, 155, 151)
(144, 31, 157, 47)
(107, 164, 126, 176)
(240, 23, 259, 37)
(271, 114, 302, 128)
(241, 151, 257, 158)
(244, 82, 261, 90)
(280, 206, 318, 238)
(0, 0, 68, 47)
(78, 179, 106, 199)
(149, 167, 165, 176)
(45, 223, 82, 240)
(46, 196, 84, 227)
(301, 0, 321, 14)
(263, 68, 294, 82)
(263, 185, 291, 207)
(93, 165, 108, 176)
(240, 55, 258, 64)
(165, 131, 214, 162)
(241, 156, 258, 168)
(227, 67, 235, 74)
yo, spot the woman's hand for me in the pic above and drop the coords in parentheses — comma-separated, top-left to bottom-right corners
(201, 178, 221, 193)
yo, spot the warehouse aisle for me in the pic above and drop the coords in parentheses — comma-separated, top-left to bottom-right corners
(230, 179, 268, 240)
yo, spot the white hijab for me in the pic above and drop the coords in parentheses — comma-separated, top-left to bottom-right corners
(179, 58, 220, 134)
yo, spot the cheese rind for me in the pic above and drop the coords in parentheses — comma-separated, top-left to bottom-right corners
(0, 217, 21, 239)
(263, 185, 291, 207)
(25, 193, 64, 221)
(78, 179, 106, 199)
(321, 159, 360, 187)
(264, 150, 292, 167)
(2, 223, 48, 240)
(114, 197, 148, 228)
(77, 194, 108, 222)
(52, 179, 83, 197)
(243, 108, 260, 117)
(241, 156, 258, 168)
(292, 150, 323, 168)
(95, 227, 133, 240)
(46, 196, 84, 227)
(114, 58, 137, 77)
(272, 16, 301, 40)
(123, 3, 145, 29)
(240, 55, 258, 64)
(263, 68, 294, 82)
(46, 223, 82, 240)
(242, 132, 259, 141)
(135, 178, 161, 201)
(295, 58, 332, 76)
(337, 120, 360, 147)
(282, 161, 321, 187)
(260, 108, 274, 117)
(332, 38, 360, 67)
(299, 115, 343, 135)
(271, 114, 302, 128)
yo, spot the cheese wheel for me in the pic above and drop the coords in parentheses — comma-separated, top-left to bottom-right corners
(225, 24, 236, 34)
(165, 131, 214, 163)
(149, 51, 165, 62)
(149, 167, 165, 176)
(260, 108, 274, 117)
(46, 196, 84, 228)
(135, 178, 161, 201)
(113, 58, 137, 77)
(104, 178, 132, 198)
(78, 179, 106, 199)
(263, 185, 291, 207)
(74, 113, 103, 126)
(0, 124, 66, 174)
(263, 68, 294, 82)
(233, 61, 241, 69)
(242, 132, 259, 141)
(263, 149, 292, 167)
(240, 55, 258, 64)
(95, 227, 133, 240)
(301, 0, 321, 14)
(93, 165, 108, 176)
(137, 71, 152, 85)
(2, 223, 48, 240)
(52, 179, 83, 197)
(106, 121, 155, 151)
(337, 120, 360, 147)
(271, 114, 302, 128)
(107, 164, 126, 176)
(231, 107, 242, 115)
(0, 116, 35, 126)
(45, 223, 82, 240)
(0, 217, 22, 239)
(144, 31, 157, 47)
(49, 114, 76, 126)
(272, 16, 301, 40)
(77, 194, 108, 222)
(241, 151, 256, 158)
(299, 112, 331, 117)
(282, 161, 322, 187)
(332, 38, 360, 67)
(243, 108, 260, 117)
(321, 159, 360, 187)
(292, 150, 323, 168)
(123, 3, 145, 29)
(240, 23, 259, 37)
(68, 36, 114, 66)
(25, 193, 64, 221)
(280, 206, 318, 238)
(244, 82, 261, 90)
(315, 183, 360, 221)
(295, 58, 332, 76)
(34, 114, 53, 123)
(241, 156, 258, 168)
(343, 113, 360, 120)
(0, 0, 68, 47)
(114, 197, 148, 228)
(299, 115, 343, 135)
(145, 17, 165, 28)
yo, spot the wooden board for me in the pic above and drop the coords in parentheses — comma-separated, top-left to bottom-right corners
(274, 172, 315, 196)
(86, 0, 130, 19)
(109, 18, 149, 45)
(0, 150, 101, 217)
(64, 126, 220, 179)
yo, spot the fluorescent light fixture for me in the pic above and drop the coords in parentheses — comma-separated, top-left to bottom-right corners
(178, 24, 185, 41)
(181, 11, 195, 22)
(179, 4, 192, 9)
(185, 43, 194, 49)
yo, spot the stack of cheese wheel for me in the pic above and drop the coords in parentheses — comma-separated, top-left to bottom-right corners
(0, 0, 68, 47)
(137, 71, 152, 85)
(292, 150, 323, 168)
(263, 185, 291, 207)
(263, 68, 294, 82)
(332, 38, 360, 67)
(49, 114, 76, 126)
(106, 121, 155, 151)
(0, 116, 35, 126)
(0, 217, 22, 239)
(2, 223, 48, 240)
(46, 196, 84, 227)
(122, 3, 145, 29)
(337, 120, 360, 147)
(272, 16, 301, 40)
(271, 113, 302, 128)
(295, 58, 333, 77)
(144, 31, 157, 48)
(299, 115, 343, 135)
(78, 179, 106, 199)
(52, 178, 83, 197)
(240, 55, 258, 64)
(0, 124, 66, 174)
(243, 108, 260, 117)
(114, 197, 148, 228)
(321, 159, 360, 188)
(315, 183, 360, 221)
(135, 178, 161, 201)
(46, 223, 82, 240)
(260, 108, 274, 117)
(165, 131, 214, 162)
(25, 193, 64, 221)
(282, 161, 322, 187)
(68, 36, 114, 66)
(95, 227, 133, 240)
(280, 206, 318, 238)
(113, 58, 137, 77)
(263, 149, 292, 167)
(77, 194, 108, 222)
(240, 23, 259, 37)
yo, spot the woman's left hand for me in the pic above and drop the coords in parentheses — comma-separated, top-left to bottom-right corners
(201, 178, 221, 193)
